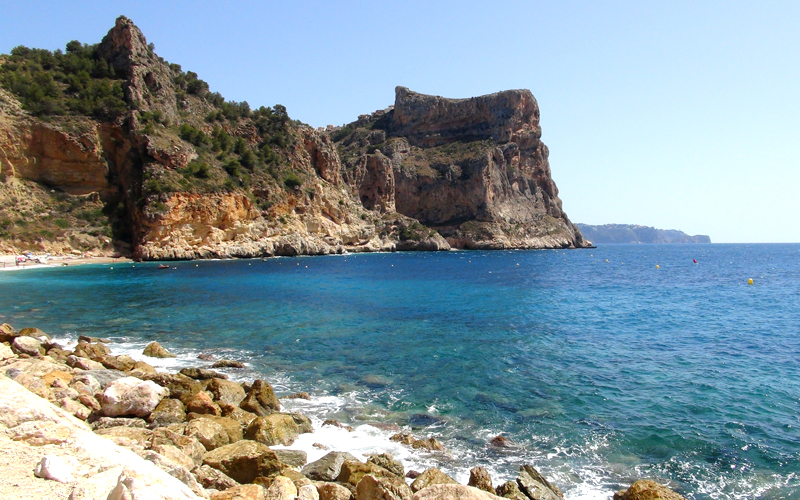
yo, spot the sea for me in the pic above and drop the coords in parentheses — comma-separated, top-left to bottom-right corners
(1, 244, 798, 500)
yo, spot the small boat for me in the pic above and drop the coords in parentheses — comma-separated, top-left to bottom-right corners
(157, 264, 170, 269)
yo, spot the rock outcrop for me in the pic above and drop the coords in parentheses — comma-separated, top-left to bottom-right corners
(337, 87, 589, 250)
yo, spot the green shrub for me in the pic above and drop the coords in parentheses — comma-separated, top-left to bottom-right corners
(283, 173, 302, 189)
(53, 218, 69, 228)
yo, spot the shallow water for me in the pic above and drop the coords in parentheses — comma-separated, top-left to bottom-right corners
(1, 244, 799, 499)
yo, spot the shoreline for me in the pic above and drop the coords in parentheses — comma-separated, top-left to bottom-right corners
(0, 323, 683, 500)
(0, 254, 132, 272)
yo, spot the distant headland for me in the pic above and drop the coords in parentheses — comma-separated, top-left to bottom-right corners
(576, 224, 711, 244)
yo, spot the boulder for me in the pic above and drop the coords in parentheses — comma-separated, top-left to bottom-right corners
(323, 419, 353, 432)
(290, 412, 314, 434)
(95, 426, 154, 449)
(42, 370, 73, 387)
(240, 379, 281, 416)
(468, 467, 495, 494)
(130, 360, 158, 377)
(516, 465, 562, 500)
(265, 475, 298, 500)
(75, 369, 127, 389)
(0, 343, 15, 361)
(198, 353, 215, 361)
(367, 453, 404, 477)
(12, 336, 44, 356)
(299, 484, 320, 500)
(193, 464, 239, 491)
(495, 481, 527, 500)
(186, 416, 230, 450)
(208, 378, 247, 406)
(489, 435, 514, 448)
(412, 484, 504, 500)
(102, 354, 137, 371)
(186, 390, 222, 416)
(281, 468, 312, 489)
(73, 340, 111, 360)
(18, 326, 50, 340)
(203, 440, 284, 484)
(220, 402, 259, 427)
(410, 468, 458, 493)
(211, 359, 246, 368)
(148, 398, 187, 426)
(613, 480, 686, 500)
(301, 451, 357, 481)
(67, 354, 105, 370)
(143, 341, 176, 358)
(189, 414, 243, 444)
(357, 474, 413, 500)
(339, 460, 396, 487)
(78, 334, 111, 343)
(46, 347, 72, 362)
(180, 367, 228, 380)
(211, 484, 266, 500)
(273, 449, 308, 468)
(143, 373, 204, 403)
(101, 376, 170, 417)
(0, 322, 16, 342)
(152, 427, 206, 467)
(389, 433, 444, 451)
(244, 413, 300, 446)
(316, 481, 353, 500)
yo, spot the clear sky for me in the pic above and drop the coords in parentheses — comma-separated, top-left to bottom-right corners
(2, 1, 798, 243)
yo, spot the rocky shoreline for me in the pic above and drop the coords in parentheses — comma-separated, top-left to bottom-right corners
(0, 322, 683, 500)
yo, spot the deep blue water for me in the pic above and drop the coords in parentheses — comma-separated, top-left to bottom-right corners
(1, 244, 799, 499)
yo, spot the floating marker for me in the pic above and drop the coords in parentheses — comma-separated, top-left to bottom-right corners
(606, 259, 609, 262)
(693, 259, 697, 264)
(110, 267, 113, 270)
(748, 278, 754, 285)
(656, 265, 660, 269)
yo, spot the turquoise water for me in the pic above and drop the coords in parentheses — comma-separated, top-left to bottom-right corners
(2, 244, 799, 499)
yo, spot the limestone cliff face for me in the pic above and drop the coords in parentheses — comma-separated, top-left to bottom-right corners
(338, 87, 589, 249)
(0, 17, 584, 258)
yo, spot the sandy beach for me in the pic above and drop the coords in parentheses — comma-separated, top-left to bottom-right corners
(0, 254, 132, 272)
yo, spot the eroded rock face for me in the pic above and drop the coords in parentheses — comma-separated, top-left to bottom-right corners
(338, 87, 589, 250)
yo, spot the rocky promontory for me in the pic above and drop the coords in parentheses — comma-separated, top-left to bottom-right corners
(0, 321, 686, 499)
(0, 16, 589, 260)
(576, 224, 710, 244)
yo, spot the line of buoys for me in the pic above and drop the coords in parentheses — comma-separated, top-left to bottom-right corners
(748, 278, 754, 285)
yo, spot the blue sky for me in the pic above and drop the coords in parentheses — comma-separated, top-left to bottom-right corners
(2, 1, 798, 242)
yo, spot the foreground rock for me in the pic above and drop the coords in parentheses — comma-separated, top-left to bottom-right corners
(516, 465, 563, 500)
(202, 440, 283, 484)
(412, 484, 504, 500)
(614, 480, 686, 500)
(101, 376, 170, 417)
(0, 374, 203, 499)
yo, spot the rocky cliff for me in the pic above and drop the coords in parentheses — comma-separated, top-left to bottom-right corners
(0, 16, 587, 259)
(337, 87, 588, 249)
